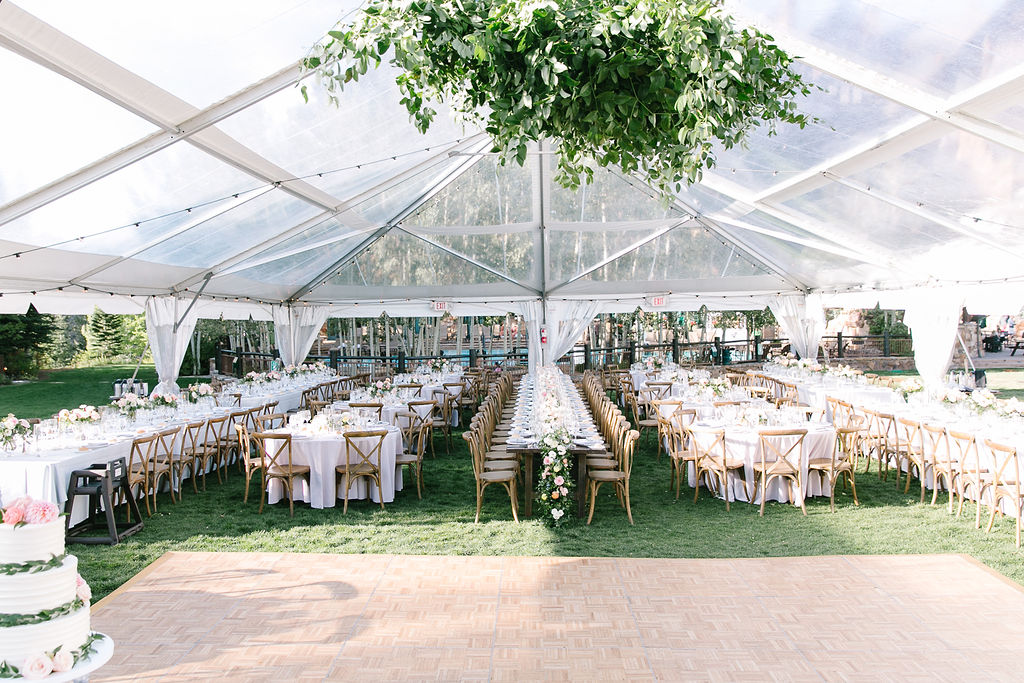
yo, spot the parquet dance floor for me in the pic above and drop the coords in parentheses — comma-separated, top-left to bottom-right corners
(91, 552, 1024, 681)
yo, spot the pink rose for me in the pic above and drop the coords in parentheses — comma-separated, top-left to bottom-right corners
(553, 476, 565, 486)
(51, 650, 74, 673)
(2, 505, 24, 525)
(21, 654, 54, 679)
(76, 574, 92, 602)
(23, 500, 59, 525)
(560, 487, 569, 496)
(543, 455, 553, 465)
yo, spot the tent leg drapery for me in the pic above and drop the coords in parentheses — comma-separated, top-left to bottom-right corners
(271, 305, 331, 368)
(146, 296, 199, 396)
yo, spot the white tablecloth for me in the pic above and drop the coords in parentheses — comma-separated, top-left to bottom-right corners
(688, 422, 836, 505)
(266, 426, 404, 508)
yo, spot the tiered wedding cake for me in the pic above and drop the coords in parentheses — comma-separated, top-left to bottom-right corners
(0, 498, 98, 679)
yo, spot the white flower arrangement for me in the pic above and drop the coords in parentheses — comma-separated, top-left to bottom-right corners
(898, 378, 924, 399)
(825, 364, 859, 380)
(57, 405, 100, 425)
(536, 426, 574, 527)
(367, 377, 394, 398)
(185, 382, 215, 403)
(150, 393, 179, 408)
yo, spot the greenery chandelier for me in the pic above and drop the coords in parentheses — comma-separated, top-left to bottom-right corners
(305, 0, 812, 198)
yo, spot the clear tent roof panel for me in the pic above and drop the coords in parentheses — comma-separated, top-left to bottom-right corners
(0, 141, 259, 253)
(988, 102, 1024, 136)
(847, 128, 1024, 226)
(216, 67, 475, 204)
(16, 0, 354, 109)
(405, 156, 535, 229)
(703, 64, 921, 193)
(134, 189, 323, 269)
(0, 49, 156, 205)
(727, 0, 1024, 99)
(547, 163, 683, 223)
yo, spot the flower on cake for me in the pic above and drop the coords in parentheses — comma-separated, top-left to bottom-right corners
(76, 574, 92, 602)
(51, 650, 74, 673)
(20, 654, 53, 679)
(23, 500, 59, 525)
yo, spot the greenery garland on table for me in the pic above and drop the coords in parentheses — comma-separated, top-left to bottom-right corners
(0, 633, 104, 679)
(303, 0, 812, 197)
(0, 553, 66, 576)
(535, 427, 574, 526)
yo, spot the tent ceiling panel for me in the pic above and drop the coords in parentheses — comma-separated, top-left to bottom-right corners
(846, 129, 1024, 228)
(727, 0, 1024, 99)
(987, 102, 1024, 136)
(216, 67, 474, 200)
(225, 229, 374, 291)
(0, 49, 155, 205)
(547, 164, 684, 223)
(703, 64, 918, 193)
(134, 189, 323, 269)
(402, 229, 541, 289)
(0, 141, 258, 253)
(16, 0, 352, 109)
(570, 224, 773, 285)
(404, 156, 535, 229)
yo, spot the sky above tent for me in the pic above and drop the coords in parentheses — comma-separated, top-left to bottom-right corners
(1, 0, 1023, 315)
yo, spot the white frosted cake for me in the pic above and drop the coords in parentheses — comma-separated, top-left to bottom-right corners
(0, 498, 96, 679)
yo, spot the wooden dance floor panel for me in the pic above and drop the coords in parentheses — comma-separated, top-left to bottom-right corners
(91, 552, 1024, 681)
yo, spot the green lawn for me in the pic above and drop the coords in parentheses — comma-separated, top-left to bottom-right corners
(0, 365, 203, 419)
(71, 428, 1024, 601)
(6, 366, 1023, 600)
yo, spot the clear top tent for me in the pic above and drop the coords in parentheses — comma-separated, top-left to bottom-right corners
(2, 0, 1024, 387)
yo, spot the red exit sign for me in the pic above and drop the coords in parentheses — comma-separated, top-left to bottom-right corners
(431, 301, 449, 312)
(649, 295, 666, 307)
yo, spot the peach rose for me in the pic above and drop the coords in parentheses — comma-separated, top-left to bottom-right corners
(76, 574, 92, 602)
(551, 491, 559, 500)
(23, 500, 59, 525)
(51, 650, 74, 673)
(20, 654, 54, 679)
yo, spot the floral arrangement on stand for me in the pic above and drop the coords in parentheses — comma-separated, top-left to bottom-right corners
(367, 377, 394, 398)
(0, 414, 32, 451)
(424, 358, 451, 373)
(0, 497, 102, 680)
(112, 392, 151, 418)
(535, 427, 574, 527)
(57, 405, 100, 427)
(184, 382, 216, 403)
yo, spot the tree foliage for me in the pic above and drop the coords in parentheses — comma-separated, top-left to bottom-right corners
(305, 0, 812, 197)
(0, 306, 54, 379)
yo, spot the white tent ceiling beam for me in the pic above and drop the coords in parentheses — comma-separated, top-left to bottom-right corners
(172, 136, 484, 292)
(392, 226, 541, 294)
(0, 4, 330, 228)
(289, 138, 492, 301)
(67, 187, 276, 287)
(747, 118, 934, 205)
(824, 173, 1024, 265)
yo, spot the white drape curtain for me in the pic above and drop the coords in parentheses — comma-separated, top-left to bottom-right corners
(517, 300, 599, 371)
(546, 300, 600, 365)
(903, 288, 964, 389)
(271, 305, 331, 367)
(769, 293, 825, 360)
(145, 296, 199, 396)
(517, 301, 543, 373)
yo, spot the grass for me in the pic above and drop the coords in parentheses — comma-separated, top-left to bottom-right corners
(71, 426, 1024, 601)
(8, 366, 1023, 599)
(0, 365, 203, 419)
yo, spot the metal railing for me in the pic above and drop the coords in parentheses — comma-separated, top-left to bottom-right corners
(214, 332, 913, 378)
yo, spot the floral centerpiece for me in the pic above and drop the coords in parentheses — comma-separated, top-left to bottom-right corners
(898, 378, 924, 400)
(283, 364, 300, 378)
(184, 382, 215, 403)
(825, 364, 859, 380)
(642, 355, 665, 371)
(57, 405, 100, 426)
(536, 427, 574, 527)
(424, 358, 450, 373)
(149, 393, 179, 409)
(0, 414, 32, 451)
(240, 371, 266, 385)
(367, 377, 394, 398)
(693, 376, 730, 397)
(112, 392, 151, 418)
